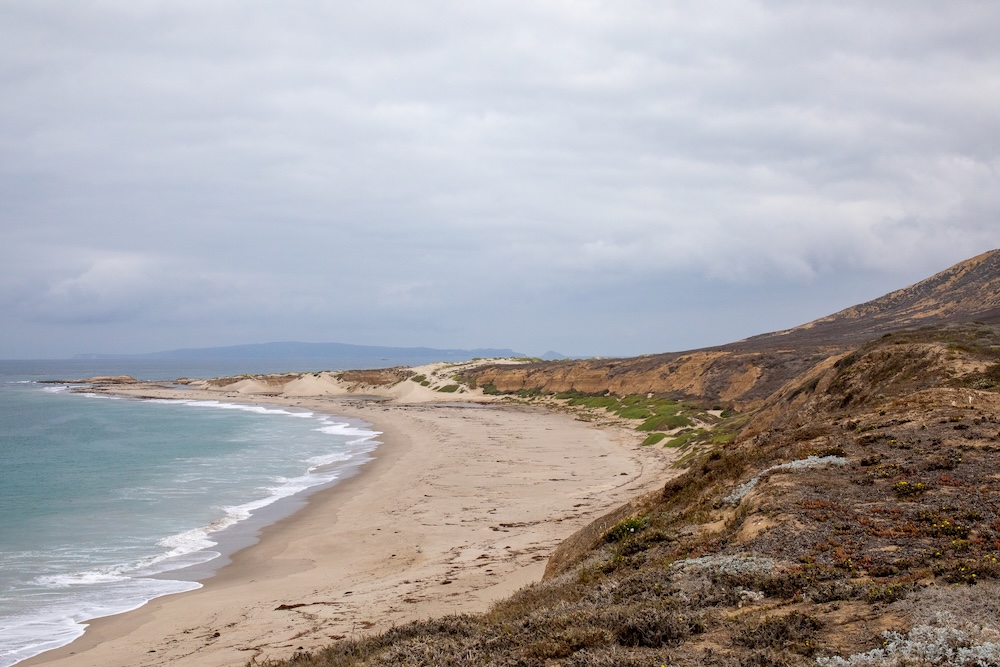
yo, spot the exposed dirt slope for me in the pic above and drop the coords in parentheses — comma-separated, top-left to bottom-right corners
(257, 251, 1000, 666)
(748, 248, 1000, 347)
(466, 249, 1000, 408)
(467, 348, 826, 409)
(266, 323, 1000, 667)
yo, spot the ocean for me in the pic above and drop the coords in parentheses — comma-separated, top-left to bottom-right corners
(0, 359, 387, 667)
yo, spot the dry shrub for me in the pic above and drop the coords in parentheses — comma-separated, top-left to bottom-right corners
(733, 611, 822, 652)
(731, 649, 815, 667)
(563, 646, 675, 667)
(521, 628, 610, 661)
(612, 605, 702, 648)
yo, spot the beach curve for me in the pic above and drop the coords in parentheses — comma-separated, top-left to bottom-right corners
(24, 375, 674, 667)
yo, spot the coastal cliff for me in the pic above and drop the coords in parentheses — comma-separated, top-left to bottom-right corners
(262, 250, 1000, 666)
(465, 249, 1000, 409)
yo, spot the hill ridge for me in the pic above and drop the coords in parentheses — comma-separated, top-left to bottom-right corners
(262, 259, 1000, 665)
(467, 249, 1000, 406)
(750, 248, 1000, 345)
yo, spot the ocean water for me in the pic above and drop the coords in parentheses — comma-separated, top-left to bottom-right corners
(0, 360, 383, 666)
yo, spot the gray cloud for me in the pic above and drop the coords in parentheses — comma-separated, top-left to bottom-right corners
(1, 1, 999, 357)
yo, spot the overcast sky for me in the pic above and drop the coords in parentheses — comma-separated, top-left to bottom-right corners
(2, 1, 999, 358)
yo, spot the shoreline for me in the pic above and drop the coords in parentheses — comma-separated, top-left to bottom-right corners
(25, 384, 675, 667)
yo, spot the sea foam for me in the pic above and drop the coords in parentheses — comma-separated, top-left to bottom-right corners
(0, 386, 379, 667)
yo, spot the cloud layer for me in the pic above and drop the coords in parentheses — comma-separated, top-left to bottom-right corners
(2, 1, 999, 357)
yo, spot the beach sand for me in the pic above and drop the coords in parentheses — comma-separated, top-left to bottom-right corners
(26, 382, 674, 667)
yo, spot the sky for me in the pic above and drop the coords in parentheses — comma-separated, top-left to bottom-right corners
(2, 1, 999, 359)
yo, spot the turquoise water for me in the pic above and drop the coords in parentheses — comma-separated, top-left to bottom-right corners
(0, 361, 381, 666)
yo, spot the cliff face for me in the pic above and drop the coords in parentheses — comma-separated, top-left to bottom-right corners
(470, 349, 810, 408)
(468, 249, 1000, 407)
(269, 312, 1000, 667)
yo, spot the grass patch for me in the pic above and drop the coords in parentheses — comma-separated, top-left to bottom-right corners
(437, 384, 461, 393)
(615, 406, 653, 420)
(665, 428, 709, 449)
(554, 390, 589, 400)
(567, 396, 620, 410)
(638, 414, 693, 432)
(641, 433, 669, 446)
(550, 394, 722, 442)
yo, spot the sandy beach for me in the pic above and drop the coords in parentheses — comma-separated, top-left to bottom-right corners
(25, 374, 674, 667)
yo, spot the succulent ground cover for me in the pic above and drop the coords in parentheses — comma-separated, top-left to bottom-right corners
(258, 325, 1000, 667)
(496, 388, 737, 460)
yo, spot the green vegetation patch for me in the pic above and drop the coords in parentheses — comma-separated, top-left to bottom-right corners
(553, 390, 588, 399)
(567, 395, 620, 410)
(437, 384, 461, 393)
(641, 432, 669, 446)
(615, 406, 652, 420)
(665, 428, 709, 449)
(554, 392, 717, 435)
(605, 516, 647, 543)
(638, 413, 693, 432)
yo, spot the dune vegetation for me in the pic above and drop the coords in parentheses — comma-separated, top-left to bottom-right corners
(255, 323, 1000, 666)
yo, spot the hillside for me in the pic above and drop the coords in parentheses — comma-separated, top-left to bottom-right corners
(267, 323, 1000, 666)
(746, 249, 1000, 347)
(260, 251, 1000, 666)
(465, 250, 1000, 408)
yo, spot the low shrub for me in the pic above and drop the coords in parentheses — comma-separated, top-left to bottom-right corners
(614, 606, 700, 648)
(892, 480, 929, 497)
(866, 581, 914, 604)
(733, 611, 822, 652)
(605, 516, 647, 543)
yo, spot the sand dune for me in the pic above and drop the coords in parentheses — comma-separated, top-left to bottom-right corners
(280, 373, 349, 397)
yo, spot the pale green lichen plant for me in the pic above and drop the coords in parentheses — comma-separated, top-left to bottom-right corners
(670, 554, 777, 578)
(817, 619, 1000, 666)
(724, 455, 848, 507)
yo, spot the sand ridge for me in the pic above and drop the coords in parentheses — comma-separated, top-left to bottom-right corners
(26, 379, 675, 667)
